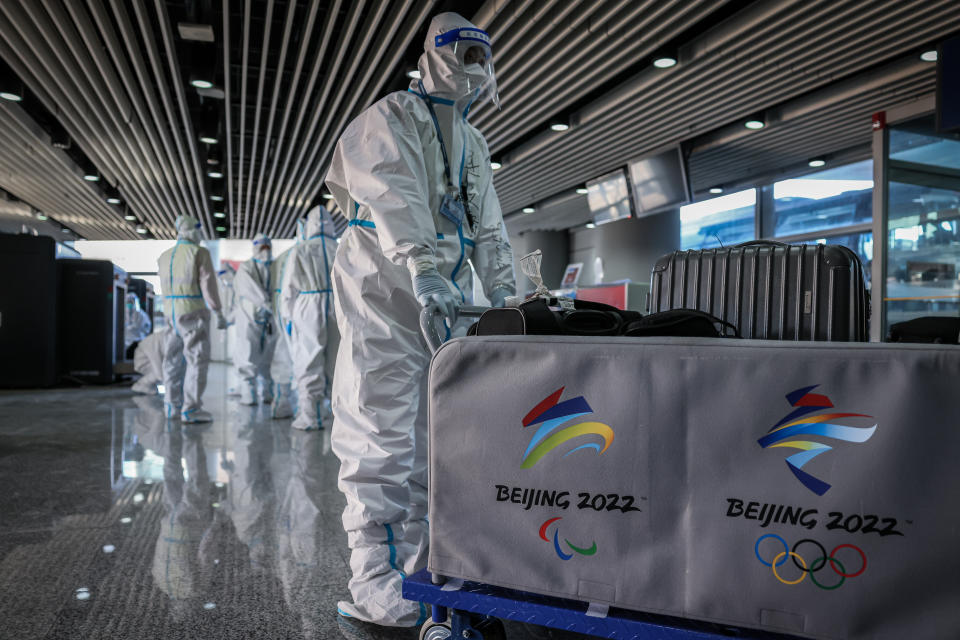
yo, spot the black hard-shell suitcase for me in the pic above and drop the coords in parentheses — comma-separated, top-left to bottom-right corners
(648, 241, 868, 341)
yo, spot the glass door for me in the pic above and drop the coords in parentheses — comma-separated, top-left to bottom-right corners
(882, 115, 960, 336)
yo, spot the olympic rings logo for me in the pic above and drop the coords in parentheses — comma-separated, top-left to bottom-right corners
(755, 534, 867, 590)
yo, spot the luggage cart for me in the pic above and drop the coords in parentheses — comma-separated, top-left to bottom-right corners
(407, 307, 801, 640)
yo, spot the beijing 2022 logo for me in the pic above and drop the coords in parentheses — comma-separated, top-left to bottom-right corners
(520, 387, 614, 468)
(758, 385, 877, 496)
(523, 387, 613, 561)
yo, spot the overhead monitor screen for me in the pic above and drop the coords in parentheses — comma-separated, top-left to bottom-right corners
(627, 146, 691, 216)
(586, 169, 632, 226)
(937, 35, 960, 133)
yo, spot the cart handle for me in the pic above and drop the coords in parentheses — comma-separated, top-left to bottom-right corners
(420, 305, 487, 354)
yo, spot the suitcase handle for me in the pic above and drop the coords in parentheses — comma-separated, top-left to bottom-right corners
(420, 305, 487, 354)
(734, 240, 792, 248)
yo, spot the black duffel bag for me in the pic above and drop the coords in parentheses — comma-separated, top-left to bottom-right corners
(888, 316, 960, 344)
(471, 297, 642, 337)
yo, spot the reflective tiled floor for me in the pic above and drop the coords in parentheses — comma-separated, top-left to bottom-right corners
(0, 365, 565, 640)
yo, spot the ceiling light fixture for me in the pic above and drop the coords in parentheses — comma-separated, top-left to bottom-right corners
(107, 197, 121, 204)
(744, 119, 765, 130)
(136, 226, 147, 234)
(406, 69, 422, 79)
(550, 122, 570, 132)
(808, 158, 826, 168)
(920, 50, 938, 62)
(586, 222, 596, 229)
(214, 211, 225, 218)
(124, 214, 137, 221)
(199, 134, 218, 144)
(190, 79, 214, 89)
(321, 193, 334, 200)
(83, 171, 100, 182)
(522, 206, 535, 214)
(653, 56, 677, 68)
(576, 187, 589, 195)
(208, 170, 223, 178)
(490, 161, 502, 170)
(35, 213, 48, 221)
(709, 187, 723, 194)
(210, 194, 224, 202)
(216, 225, 226, 232)
(0, 90, 22, 102)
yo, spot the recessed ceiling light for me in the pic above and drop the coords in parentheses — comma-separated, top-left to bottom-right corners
(808, 158, 826, 167)
(136, 226, 148, 234)
(586, 222, 596, 229)
(208, 170, 223, 178)
(0, 91, 22, 102)
(522, 206, 535, 213)
(490, 161, 502, 170)
(125, 214, 137, 221)
(199, 135, 218, 144)
(550, 122, 570, 132)
(214, 211, 225, 218)
(61, 227, 71, 233)
(709, 187, 723, 194)
(920, 50, 937, 62)
(210, 195, 224, 202)
(406, 69, 421, 79)
(177, 23, 215, 42)
(36, 213, 48, 221)
(653, 57, 677, 68)
(322, 193, 334, 200)
(216, 225, 226, 232)
(83, 173, 100, 182)
(190, 79, 214, 89)
(107, 197, 121, 204)
(744, 119, 765, 130)
(576, 187, 589, 195)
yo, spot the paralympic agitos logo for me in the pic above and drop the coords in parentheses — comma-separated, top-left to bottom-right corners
(758, 385, 877, 496)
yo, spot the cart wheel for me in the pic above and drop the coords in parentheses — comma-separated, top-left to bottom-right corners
(473, 617, 507, 640)
(419, 620, 452, 640)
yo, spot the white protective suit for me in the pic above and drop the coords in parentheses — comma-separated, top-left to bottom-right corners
(132, 328, 166, 394)
(325, 12, 515, 626)
(280, 206, 339, 432)
(125, 292, 151, 349)
(233, 234, 278, 405)
(217, 265, 241, 396)
(157, 215, 224, 422)
(269, 242, 297, 419)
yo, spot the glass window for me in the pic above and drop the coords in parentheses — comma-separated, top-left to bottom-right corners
(799, 232, 873, 287)
(680, 188, 756, 250)
(770, 160, 873, 237)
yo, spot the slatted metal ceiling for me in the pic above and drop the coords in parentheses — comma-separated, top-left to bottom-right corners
(490, 0, 960, 216)
(0, 0, 955, 240)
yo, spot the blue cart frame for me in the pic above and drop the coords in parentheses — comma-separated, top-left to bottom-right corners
(403, 569, 800, 639)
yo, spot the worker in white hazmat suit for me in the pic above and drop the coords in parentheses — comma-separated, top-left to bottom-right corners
(131, 328, 166, 394)
(280, 205, 339, 432)
(233, 234, 278, 406)
(125, 292, 151, 354)
(217, 265, 241, 396)
(157, 215, 226, 422)
(325, 12, 515, 627)
(268, 236, 298, 420)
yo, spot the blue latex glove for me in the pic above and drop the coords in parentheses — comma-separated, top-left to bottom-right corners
(488, 288, 511, 308)
(286, 321, 293, 337)
(413, 268, 459, 323)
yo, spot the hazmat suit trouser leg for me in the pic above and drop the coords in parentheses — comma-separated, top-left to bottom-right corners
(133, 331, 164, 394)
(235, 316, 277, 402)
(291, 293, 334, 431)
(331, 274, 429, 627)
(270, 327, 295, 419)
(162, 310, 211, 418)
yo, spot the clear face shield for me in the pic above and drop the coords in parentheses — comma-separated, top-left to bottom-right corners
(435, 27, 499, 109)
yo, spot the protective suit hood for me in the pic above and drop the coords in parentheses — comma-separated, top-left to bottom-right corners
(305, 205, 336, 239)
(412, 12, 497, 109)
(176, 215, 202, 243)
(252, 233, 272, 262)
